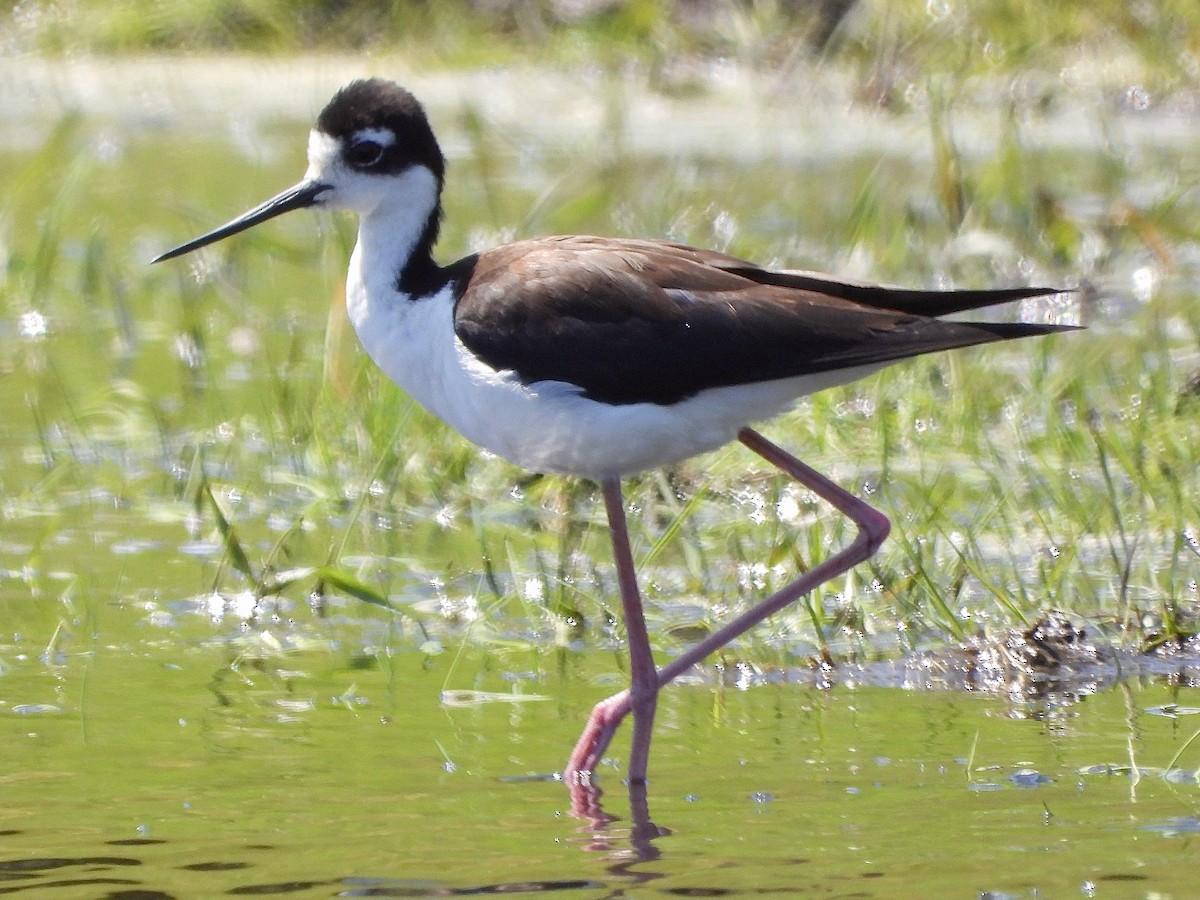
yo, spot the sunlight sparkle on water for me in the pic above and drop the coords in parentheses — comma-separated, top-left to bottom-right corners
(1125, 85, 1151, 111)
(775, 491, 801, 523)
(925, 0, 951, 20)
(1132, 265, 1158, 302)
(17, 310, 46, 339)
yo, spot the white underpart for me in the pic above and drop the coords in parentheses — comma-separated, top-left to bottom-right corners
(310, 130, 883, 478)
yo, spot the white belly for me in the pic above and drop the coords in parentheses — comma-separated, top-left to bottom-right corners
(347, 281, 880, 479)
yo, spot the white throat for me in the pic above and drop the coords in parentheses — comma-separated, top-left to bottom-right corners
(336, 149, 447, 425)
(304, 129, 443, 312)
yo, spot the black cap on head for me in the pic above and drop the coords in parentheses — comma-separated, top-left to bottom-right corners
(316, 78, 445, 182)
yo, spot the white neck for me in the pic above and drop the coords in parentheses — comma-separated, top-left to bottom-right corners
(301, 129, 444, 321)
(343, 165, 443, 323)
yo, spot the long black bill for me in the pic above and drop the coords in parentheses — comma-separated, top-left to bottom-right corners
(152, 180, 330, 263)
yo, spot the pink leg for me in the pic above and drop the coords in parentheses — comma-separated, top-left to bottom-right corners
(656, 428, 890, 685)
(566, 478, 658, 788)
(564, 427, 890, 791)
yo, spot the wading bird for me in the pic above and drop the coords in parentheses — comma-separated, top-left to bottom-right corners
(155, 78, 1073, 792)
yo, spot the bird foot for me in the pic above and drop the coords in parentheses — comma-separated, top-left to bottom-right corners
(564, 688, 631, 785)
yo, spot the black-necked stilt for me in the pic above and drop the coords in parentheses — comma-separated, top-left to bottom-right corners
(155, 78, 1075, 791)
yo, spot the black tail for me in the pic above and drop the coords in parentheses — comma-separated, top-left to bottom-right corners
(969, 321, 1082, 339)
(808, 318, 1082, 373)
(722, 265, 1069, 318)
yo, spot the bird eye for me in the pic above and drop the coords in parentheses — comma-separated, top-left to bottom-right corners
(345, 138, 385, 168)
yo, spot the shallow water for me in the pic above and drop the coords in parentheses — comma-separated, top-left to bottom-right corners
(1, 57, 1199, 896)
(4, 631, 1200, 897)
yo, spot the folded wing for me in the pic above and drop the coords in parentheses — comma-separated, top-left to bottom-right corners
(452, 236, 1073, 406)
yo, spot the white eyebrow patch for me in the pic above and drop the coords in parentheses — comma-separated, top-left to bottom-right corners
(305, 127, 399, 179)
(351, 127, 397, 147)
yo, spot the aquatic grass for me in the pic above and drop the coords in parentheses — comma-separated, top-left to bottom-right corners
(2, 57, 1198, 686)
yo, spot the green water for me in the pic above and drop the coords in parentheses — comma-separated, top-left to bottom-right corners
(2, 61, 1199, 895)
(4, 642, 1200, 895)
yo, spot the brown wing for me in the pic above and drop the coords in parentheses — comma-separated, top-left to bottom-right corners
(450, 236, 1071, 406)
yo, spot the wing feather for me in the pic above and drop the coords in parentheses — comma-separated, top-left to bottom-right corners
(451, 236, 1073, 406)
